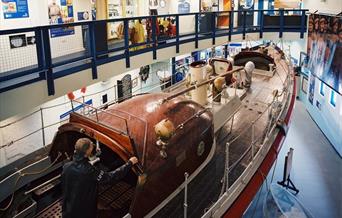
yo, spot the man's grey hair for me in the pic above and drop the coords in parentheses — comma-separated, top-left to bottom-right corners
(75, 138, 94, 153)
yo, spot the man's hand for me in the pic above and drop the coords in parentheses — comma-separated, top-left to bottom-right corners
(129, 156, 138, 165)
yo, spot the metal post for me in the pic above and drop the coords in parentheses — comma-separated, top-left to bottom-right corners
(152, 16, 157, 59)
(225, 142, 230, 192)
(114, 85, 117, 102)
(259, 10, 264, 39)
(124, 20, 131, 67)
(229, 11, 233, 41)
(184, 172, 189, 218)
(195, 13, 199, 48)
(211, 12, 216, 45)
(89, 22, 98, 79)
(35, 28, 44, 70)
(224, 44, 228, 58)
(279, 9, 284, 38)
(243, 11, 247, 40)
(82, 96, 85, 114)
(172, 57, 176, 85)
(41, 27, 55, 96)
(176, 15, 180, 53)
(40, 108, 46, 147)
(300, 10, 306, 38)
(251, 124, 255, 158)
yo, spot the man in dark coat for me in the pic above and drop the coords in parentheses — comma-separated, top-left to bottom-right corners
(62, 138, 138, 218)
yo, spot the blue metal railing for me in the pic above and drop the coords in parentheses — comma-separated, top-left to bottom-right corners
(0, 9, 308, 95)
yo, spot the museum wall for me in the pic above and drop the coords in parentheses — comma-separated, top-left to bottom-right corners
(299, 73, 342, 156)
(302, 0, 342, 14)
(298, 11, 342, 156)
(0, 0, 92, 72)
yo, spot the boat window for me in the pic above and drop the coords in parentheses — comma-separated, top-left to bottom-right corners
(330, 90, 336, 107)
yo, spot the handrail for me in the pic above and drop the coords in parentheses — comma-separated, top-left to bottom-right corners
(0, 9, 309, 34)
(0, 8, 308, 95)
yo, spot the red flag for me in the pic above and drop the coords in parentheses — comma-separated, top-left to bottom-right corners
(67, 92, 75, 100)
(81, 87, 87, 94)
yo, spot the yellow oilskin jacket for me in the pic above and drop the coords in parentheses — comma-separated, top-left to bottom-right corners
(133, 20, 145, 50)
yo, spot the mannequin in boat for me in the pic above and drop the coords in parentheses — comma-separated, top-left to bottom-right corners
(61, 138, 138, 218)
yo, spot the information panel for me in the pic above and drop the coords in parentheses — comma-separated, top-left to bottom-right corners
(48, 0, 75, 38)
(2, 0, 29, 19)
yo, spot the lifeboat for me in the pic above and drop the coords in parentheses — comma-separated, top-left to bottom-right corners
(0, 44, 296, 218)
(49, 93, 213, 217)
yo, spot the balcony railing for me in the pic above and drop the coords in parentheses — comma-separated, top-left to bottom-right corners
(0, 9, 307, 95)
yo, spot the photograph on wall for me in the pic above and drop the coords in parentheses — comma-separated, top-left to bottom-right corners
(48, 0, 75, 38)
(308, 73, 316, 105)
(178, 0, 190, 13)
(117, 74, 132, 103)
(301, 76, 308, 94)
(77, 11, 89, 21)
(149, 0, 158, 7)
(26, 36, 35, 45)
(9, 34, 26, 49)
(307, 14, 342, 94)
(2, 0, 29, 19)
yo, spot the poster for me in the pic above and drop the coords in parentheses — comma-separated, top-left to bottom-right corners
(274, 0, 300, 8)
(77, 11, 89, 21)
(48, 0, 75, 38)
(307, 14, 342, 94)
(308, 73, 315, 105)
(117, 74, 132, 103)
(240, 0, 254, 9)
(2, 0, 29, 19)
(178, 0, 190, 13)
(9, 34, 26, 49)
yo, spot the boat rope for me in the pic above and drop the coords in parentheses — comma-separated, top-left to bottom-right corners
(0, 152, 62, 212)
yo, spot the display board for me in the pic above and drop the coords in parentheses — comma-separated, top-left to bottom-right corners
(307, 14, 342, 94)
(274, 0, 300, 8)
(178, 0, 190, 13)
(48, 0, 75, 38)
(117, 74, 132, 102)
(1, 0, 29, 19)
(308, 73, 315, 105)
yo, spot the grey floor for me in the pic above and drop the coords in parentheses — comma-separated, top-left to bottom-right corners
(243, 100, 342, 218)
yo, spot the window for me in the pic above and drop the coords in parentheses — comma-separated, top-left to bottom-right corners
(320, 81, 325, 96)
(330, 90, 337, 107)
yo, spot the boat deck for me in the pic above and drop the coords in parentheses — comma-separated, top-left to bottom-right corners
(154, 49, 291, 218)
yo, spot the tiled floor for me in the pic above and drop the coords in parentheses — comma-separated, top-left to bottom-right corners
(244, 100, 342, 218)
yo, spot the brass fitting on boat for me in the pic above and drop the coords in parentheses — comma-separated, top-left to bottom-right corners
(154, 119, 175, 159)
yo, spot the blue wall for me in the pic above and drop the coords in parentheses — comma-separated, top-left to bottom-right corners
(299, 69, 342, 157)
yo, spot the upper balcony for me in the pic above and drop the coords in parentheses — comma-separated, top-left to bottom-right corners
(0, 9, 308, 120)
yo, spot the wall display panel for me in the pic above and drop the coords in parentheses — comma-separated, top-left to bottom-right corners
(274, 0, 300, 8)
(178, 0, 190, 13)
(307, 14, 342, 94)
(9, 34, 26, 48)
(1, 0, 29, 19)
(308, 73, 316, 105)
(77, 11, 90, 21)
(117, 74, 132, 102)
(302, 76, 308, 94)
(48, 0, 75, 38)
